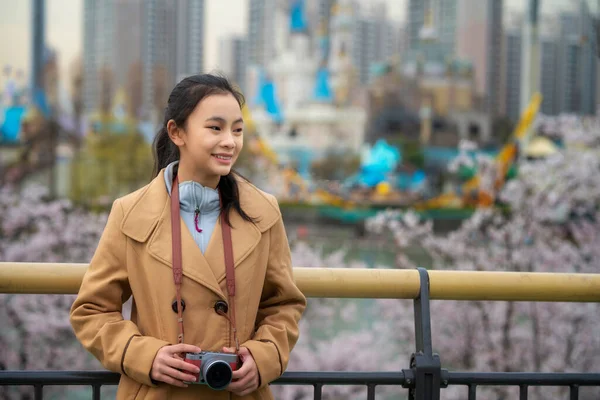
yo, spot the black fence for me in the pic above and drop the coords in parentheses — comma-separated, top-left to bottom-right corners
(2, 268, 600, 399)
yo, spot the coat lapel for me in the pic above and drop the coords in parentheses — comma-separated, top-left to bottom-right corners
(121, 175, 226, 300)
(146, 198, 227, 300)
(120, 172, 280, 295)
(205, 210, 262, 285)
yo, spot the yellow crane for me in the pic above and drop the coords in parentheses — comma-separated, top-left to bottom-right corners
(415, 92, 543, 210)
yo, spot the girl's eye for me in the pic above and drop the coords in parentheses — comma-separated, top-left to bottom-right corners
(208, 126, 220, 131)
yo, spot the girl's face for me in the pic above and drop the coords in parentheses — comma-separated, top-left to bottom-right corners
(169, 93, 244, 188)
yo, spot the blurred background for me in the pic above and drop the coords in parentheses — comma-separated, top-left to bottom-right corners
(1, 1, 600, 399)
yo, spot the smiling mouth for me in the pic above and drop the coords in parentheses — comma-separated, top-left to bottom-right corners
(213, 154, 232, 160)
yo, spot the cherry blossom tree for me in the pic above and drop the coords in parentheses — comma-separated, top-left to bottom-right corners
(367, 115, 600, 399)
(274, 242, 409, 400)
(0, 183, 107, 399)
(1, 115, 599, 400)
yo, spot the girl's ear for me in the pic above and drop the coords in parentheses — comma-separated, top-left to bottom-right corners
(167, 119, 185, 147)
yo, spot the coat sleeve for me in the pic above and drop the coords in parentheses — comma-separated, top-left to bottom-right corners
(69, 199, 170, 387)
(242, 200, 307, 388)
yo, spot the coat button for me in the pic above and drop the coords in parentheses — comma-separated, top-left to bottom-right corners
(214, 300, 228, 314)
(172, 299, 186, 313)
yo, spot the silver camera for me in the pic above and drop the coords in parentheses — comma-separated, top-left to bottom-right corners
(183, 351, 240, 390)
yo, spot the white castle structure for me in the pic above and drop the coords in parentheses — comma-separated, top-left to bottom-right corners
(249, 0, 366, 172)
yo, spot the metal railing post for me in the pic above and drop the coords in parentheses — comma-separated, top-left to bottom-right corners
(403, 267, 443, 400)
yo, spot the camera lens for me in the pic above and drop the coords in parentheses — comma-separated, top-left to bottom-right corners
(203, 359, 233, 390)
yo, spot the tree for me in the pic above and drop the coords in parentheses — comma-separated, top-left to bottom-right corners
(1, 116, 598, 400)
(0, 183, 108, 399)
(98, 66, 114, 115)
(273, 242, 406, 400)
(311, 150, 361, 181)
(70, 57, 84, 139)
(152, 65, 169, 116)
(69, 127, 153, 207)
(491, 116, 515, 146)
(367, 115, 600, 399)
(127, 61, 143, 118)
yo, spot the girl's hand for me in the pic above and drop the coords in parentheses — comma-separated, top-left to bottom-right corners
(223, 346, 260, 396)
(150, 344, 202, 387)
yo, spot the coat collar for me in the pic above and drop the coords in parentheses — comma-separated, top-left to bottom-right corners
(120, 171, 281, 299)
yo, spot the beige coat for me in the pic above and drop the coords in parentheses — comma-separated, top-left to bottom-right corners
(70, 172, 306, 399)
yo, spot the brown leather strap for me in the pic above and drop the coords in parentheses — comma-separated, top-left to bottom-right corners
(170, 174, 238, 351)
(220, 211, 239, 351)
(171, 175, 184, 344)
(221, 213, 235, 298)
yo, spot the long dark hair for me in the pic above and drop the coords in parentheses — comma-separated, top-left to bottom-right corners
(152, 74, 256, 225)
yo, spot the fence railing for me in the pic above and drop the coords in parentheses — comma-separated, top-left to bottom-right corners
(1, 262, 600, 399)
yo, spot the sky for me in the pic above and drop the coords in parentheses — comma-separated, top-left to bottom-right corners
(0, 0, 581, 89)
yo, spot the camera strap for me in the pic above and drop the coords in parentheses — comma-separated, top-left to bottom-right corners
(170, 174, 239, 352)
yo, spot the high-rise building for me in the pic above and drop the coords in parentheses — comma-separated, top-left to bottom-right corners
(350, 19, 370, 84)
(502, 9, 597, 121)
(82, 0, 118, 114)
(114, 0, 143, 87)
(577, 0, 597, 115)
(455, 0, 503, 115)
(246, 0, 285, 101)
(406, 0, 502, 115)
(307, 0, 335, 64)
(486, 0, 503, 116)
(82, 0, 205, 119)
(398, 24, 409, 56)
(547, 9, 596, 116)
(218, 36, 249, 92)
(502, 15, 522, 121)
(141, 0, 205, 118)
(437, 0, 458, 57)
(308, 0, 335, 37)
(247, 0, 279, 69)
(538, 16, 560, 116)
(350, 3, 398, 84)
(406, 0, 427, 54)
(406, 0, 457, 63)
(141, 0, 177, 117)
(175, 0, 205, 81)
(539, 34, 559, 115)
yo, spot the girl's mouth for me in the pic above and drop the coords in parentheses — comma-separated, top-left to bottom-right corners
(213, 154, 233, 164)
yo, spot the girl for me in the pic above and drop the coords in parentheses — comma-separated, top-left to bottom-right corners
(70, 74, 306, 399)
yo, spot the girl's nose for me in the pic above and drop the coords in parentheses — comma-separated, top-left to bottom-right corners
(222, 131, 235, 148)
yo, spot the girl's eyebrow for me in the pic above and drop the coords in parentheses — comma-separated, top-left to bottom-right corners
(205, 116, 244, 124)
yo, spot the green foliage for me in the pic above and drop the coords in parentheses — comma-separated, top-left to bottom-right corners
(492, 116, 516, 144)
(234, 143, 260, 180)
(70, 119, 153, 207)
(505, 164, 518, 180)
(403, 140, 425, 168)
(388, 137, 425, 169)
(458, 165, 477, 180)
(311, 151, 361, 181)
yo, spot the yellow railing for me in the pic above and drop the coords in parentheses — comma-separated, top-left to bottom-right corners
(1, 262, 600, 302)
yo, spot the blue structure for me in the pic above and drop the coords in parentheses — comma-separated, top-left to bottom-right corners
(363, 139, 402, 172)
(261, 81, 284, 124)
(313, 68, 333, 102)
(345, 140, 402, 188)
(253, 70, 284, 124)
(1, 106, 26, 143)
(342, 140, 429, 192)
(283, 146, 316, 178)
(290, 0, 308, 33)
(397, 170, 427, 192)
